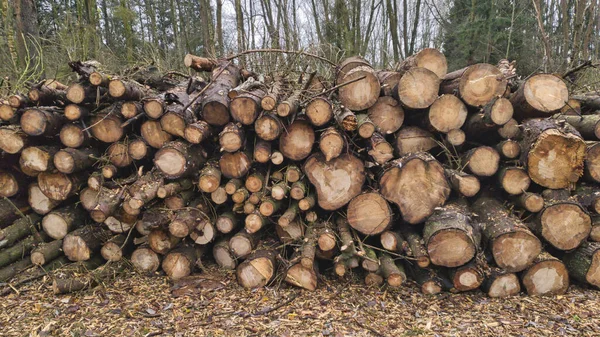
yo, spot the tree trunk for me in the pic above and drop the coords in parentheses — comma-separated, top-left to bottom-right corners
(510, 74, 568, 119)
(440, 64, 507, 107)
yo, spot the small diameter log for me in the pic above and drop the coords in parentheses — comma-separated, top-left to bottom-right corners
(380, 153, 450, 224)
(394, 126, 437, 157)
(154, 141, 206, 179)
(563, 242, 600, 288)
(90, 113, 124, 143)
(496, 140, 521, 159)
(481, 97, 514, 126)
(54, 148, 98, 174)
(89, 71, 110, 87)
(0, 214, 41, 249)
(211, 186, 228, 204)
(219, 151, 252, 179)
(290, 180, 308, 201)
(28, 81, 67, 105)
(101, 164, 118, 179)
(255, 113, 283, 141)
(519, 118, 586, 189)
(498, 118, 521, 139)
(278, 202, 300, 228)
(346, 192, 392, 235)
(498, 166, 531, 195)
(108, 79, 146, 100)
(0, 170, 23, 198)
(131, 245, 161, 273)
(399, 225, 430, 268)
(520, 251, 569, 296)
(445, 129, 466, 147)
(445, 169, 480, 197)
(305, 97, 333, 126)
(8, 94, 31, 108)
(424, 94, 468, 133)
(66, 83, 107, 104)
(101, 234, 130, 261)
(319, 127, 345, 161)
(510, 74, 568, 118)
(160, 107, 194, 138)
(0, 104, 16, 122)
(219, 122, 245, 152)
(216, 212, 237, 234)
(184, 53, 217, 71)
(271, 151, 284, 165)
(404, 263, 445, 295)
(184, 120, 212, 144)
(356, 114, 376, 139)
(254, 140, 272, 163)
(423, 200, 480, 268)
(104, 209, 136, 233)
(380, 230, 409, 255)
(394, 67, 440, 109)
(0, 198, 29, 229)
(200, 62, 241, 126)
(440, 64, 507, 107)
(285, 165, 302, 183)
(261, 79, 283, 111)
(20, 108, 66, 137)
(337, 57, 380, 111)
(364, 272, 384, 287)
(141, 120, 173, 149)
(0, 259, 33, 283)
(0, 127, 27, 154)
(277, 90, 301, 117)
(198, 164, 222, 193)
(230, 88, 266, 125)
(448, 259, 485, 292)
(280, 120, 315, 161)
(258, 197, 281, 216)
(128, 138, 152, 161)
(121, 101, 143, 119)
(276, 218, 304, 244)
(245, 212, 266, 234)
(481, 268, 521, 297)
(585, 142, 600, 183)
(19, 145, 60, 176)
(225, 179, 243, 195)
(168, 208, 206, 238)
(28, 183, 61, 215)
(379, 253, 406, 287)
(213, 238, 237, 270)
(157, 179, 193, 199)
(0, 229, 48, 268)
(271, 182, 289, 201)
(232, 188, 250, 204)
(368, 133, 394, 165)
(377, 71, 402, 96)
(532, 200, 591, 251)
(304, 153, 365, 211)
(137, 208, 173, 234)
(299, 193, 316, 211)
(360, 246, 380, 272)
(286, 226, 318, 291)
(472, 195, 541, 272)
(334, 107, 357, 131)
(245, 171, 265, 193)
(63, 225, 112, 261)
(64, 104, 89, 120)
(127, 170, 164, 210)
(37, 172, 85, 201)
(236, 249, 277, 289)
(229, 229, 258, 259)
(31, 239, 63, 265)
(60, 123, 88, 148)
(41, 204, 86, 240)
(514, 192, 545, 213)
(148, 228, 180, 254)
(463, 146, 500, 177)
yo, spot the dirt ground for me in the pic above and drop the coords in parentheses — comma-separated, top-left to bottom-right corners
(1, 264, 600, 337)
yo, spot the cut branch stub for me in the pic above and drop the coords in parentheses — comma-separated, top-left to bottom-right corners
(304, 153, 365, 211)
(380, 153, 450, 224)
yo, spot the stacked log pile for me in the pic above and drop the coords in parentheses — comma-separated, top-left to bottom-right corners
(1, 50, 600, 297)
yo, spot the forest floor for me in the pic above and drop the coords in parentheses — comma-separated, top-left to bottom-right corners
(1, 264, 600, 337)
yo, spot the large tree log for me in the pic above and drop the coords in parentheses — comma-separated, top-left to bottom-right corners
(531, 200, 591, 251)
(346, 192, 392, 235)
(19, 145, 60, 176)
(305, 97, 333, 126)
(510, 74, 568, 119)
(423, 200, 479, 267)
(62, 225, 112, 261)
(279, 120, 315, 161)
(585, 142, 600, 183)
(0, 127, 27, 154)
(397, 48, 448, 78)
(304, 153, 365, 211)
(519, 118, 586, 189)
(380, 153, 450, 224)
(37, 172, 85, 201)
(154, 141, 206, 179)
(337, 57, 380, 111)
(230, 88, 267, 125)
(131, 245, 161, 273)
(440, 63, 507, 107)
(558, 114, 600, 140)
(236, 249, 277, 289)
(41, 204, 86, 240)
(394, 126, 437, 157)
(200, 62, 242, 126)
(219, 122, 245, 152)
(20, 107, 66, 137)
(520, 251, 569, 296)
(184, 120, 212, 144)
(394, 67, 440, 109)
(563, 242, 600, 288)
(471, 195, 541, 272)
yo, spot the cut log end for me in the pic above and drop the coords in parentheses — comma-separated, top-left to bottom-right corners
(540, 203, 591, 250)
(522, 260, 569, 295)
(492, 231, 541, 272)
(487, 273, 521, 297)
(347, 192, 392, 235)
(429, 95, 467, 133)
(427, 229, 476, 268)
(396, 67, 440, 109)
(465, 146, 500, 177)
(457, 64, 506, 107)
(131, 247, 160, 273)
